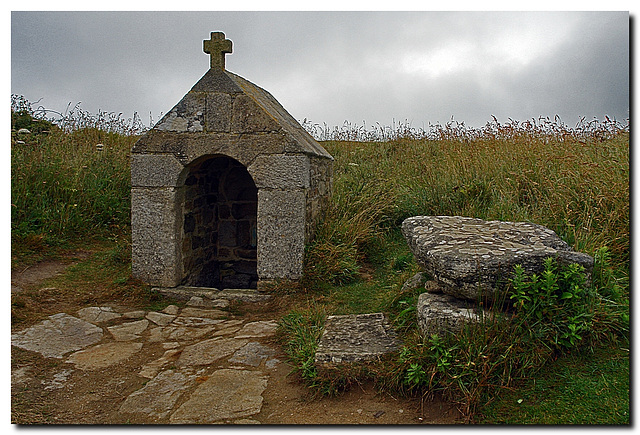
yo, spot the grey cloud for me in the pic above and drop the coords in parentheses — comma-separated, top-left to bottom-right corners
(11, 11, 629, 130)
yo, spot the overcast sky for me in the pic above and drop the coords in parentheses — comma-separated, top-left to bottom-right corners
(11, 10, 630, 131)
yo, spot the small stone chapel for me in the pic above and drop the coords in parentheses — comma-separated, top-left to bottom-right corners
(131, 32, 333, 290)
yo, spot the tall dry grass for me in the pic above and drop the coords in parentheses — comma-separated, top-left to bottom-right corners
(305, 116, 629, 285)
(11, 95, 140, 261)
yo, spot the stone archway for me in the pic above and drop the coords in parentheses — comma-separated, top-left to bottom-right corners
(181, 155, 258, 289)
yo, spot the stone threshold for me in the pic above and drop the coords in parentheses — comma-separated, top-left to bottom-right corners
(152, 286, 272, 304)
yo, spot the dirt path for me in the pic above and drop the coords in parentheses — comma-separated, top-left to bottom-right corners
(10, 259, 462, 425)
(11, 250, 91, 293)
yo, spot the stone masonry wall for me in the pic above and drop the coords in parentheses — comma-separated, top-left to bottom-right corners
(305, 156, 333, 243)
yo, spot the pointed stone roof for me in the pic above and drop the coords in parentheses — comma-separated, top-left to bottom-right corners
(132, 32, 332, 162)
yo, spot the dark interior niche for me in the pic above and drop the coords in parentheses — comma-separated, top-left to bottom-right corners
(181, 155, 258, 289)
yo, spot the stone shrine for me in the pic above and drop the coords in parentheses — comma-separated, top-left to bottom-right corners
(131, 32, 333, 290)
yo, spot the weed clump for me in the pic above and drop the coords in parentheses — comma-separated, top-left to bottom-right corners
(392, 255, 627, 420)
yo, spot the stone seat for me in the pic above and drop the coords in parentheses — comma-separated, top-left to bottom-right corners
(402, 216, 594, 302)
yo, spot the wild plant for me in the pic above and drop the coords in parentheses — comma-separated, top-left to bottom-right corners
(394, 258, 627, 419)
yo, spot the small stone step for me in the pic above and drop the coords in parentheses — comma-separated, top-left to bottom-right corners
(315, 313, 401, 368)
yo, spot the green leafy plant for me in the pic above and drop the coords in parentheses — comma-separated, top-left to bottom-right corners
(509, 258, 593, 351)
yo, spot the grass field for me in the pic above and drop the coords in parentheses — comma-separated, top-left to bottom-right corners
(11, 96, 629, 424)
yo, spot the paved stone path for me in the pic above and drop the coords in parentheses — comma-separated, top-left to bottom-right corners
(12, 300, 280, 424)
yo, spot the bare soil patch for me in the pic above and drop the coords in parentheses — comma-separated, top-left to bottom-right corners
(11, 250, 92, 292)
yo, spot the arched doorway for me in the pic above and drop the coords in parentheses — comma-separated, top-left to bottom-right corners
(181, 155, 258, 289)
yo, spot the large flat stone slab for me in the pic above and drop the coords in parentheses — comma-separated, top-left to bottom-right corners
(176, 337, 248, 367)
(229, 342, 278, 367)
(402, 216, 594, 301)
(107, 319, 149, 341)
(315, 313, 400, 367)
(146, 311, 176, 326)
(139, 349, 182, 379)
(76, 306, 122, 323)
(11, 313, 104, 358)
(169, 369, 267, 423)
(120, 370, 195, 419)
(150, 325, 216, 343)
(235, 320, 278, 338)
(179, 307, 227, 319)
(66, 342, 143, 370)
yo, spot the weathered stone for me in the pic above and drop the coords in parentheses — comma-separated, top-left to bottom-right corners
(155, 93, 206, 133)
(248, 154, 310, 189)
(146, 311, 176, 326)
(424, 280, 444, 294)
(235, 320, 278, 339)
(230, 94, 281, 133)
(229, 342, 278, 367)
(153, 326, 216, 343)
(11, 367, 31, 386)
(400, 272, 426, 292)
(154, 286, 220, 301)
(233, 419, 261, 424)
(186, 296, 205, 307)
(107, 319, 149, 341)
(179, 307, 227, 319)
(315, 313, 401, 367)
(119, 370, 195, 419)
(76, 306, 122, 323)
(216, 289, 272, 302)
(130, 153, 183, 187)
(416, 292, 483, 337)
(169, 369, 267, 423)
(66, 342, 143, 370)
(176, 337, 248, 367)
(42, 369, 74, 391)
(171, 316, 225, 327)
(122, 310, 147, 319)
(203, 32, 233, 70)
(154, 286, 259, 306)
(148, 326, 164, 342)
(11, 313, 104, 358)
(162, 305, 180, 315)
(257, 189, 306, 280)
(131, 187, 184, 287)
(139, 349, 182, 379)
(212, 320, 244, 336)
(402, 216, 594, 302)
(205, 92, 233, 132)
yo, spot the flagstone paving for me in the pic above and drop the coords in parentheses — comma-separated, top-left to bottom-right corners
(11, 297, 461, 424)
(12, 300, 282, 424)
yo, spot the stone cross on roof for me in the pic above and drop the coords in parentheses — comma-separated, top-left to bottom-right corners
(203, 32, 233, 70)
